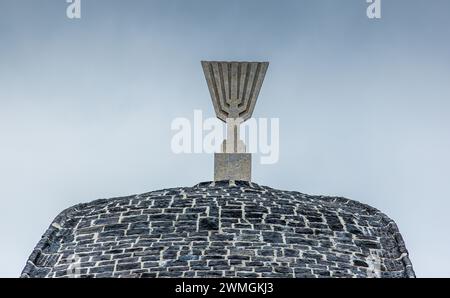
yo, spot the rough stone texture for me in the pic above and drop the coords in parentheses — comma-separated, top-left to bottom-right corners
(21, 181, 415, 278)
(215, 153, 251, 182)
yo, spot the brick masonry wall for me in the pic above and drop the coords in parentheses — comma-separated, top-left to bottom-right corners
(21, 181, 415, 278)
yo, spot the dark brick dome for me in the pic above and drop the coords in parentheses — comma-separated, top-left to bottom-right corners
(22, 181, 415, 278)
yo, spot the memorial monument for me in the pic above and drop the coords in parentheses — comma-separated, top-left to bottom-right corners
(201, 61, 269, 182)
(21, 61, 415, 278)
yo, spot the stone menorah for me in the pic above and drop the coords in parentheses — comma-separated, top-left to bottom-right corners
(201, 61, 269, 182)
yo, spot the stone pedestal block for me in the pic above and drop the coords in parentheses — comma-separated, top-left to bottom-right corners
(214, 153, 251, 181)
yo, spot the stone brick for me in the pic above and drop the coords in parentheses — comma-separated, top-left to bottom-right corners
(262, 232, 283, 243)
(21, 181, 415, 278)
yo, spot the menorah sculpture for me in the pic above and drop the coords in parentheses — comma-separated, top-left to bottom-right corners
(202, 61, 269, 181)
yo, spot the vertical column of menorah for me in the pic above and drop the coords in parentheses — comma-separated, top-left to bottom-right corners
(201, 61, 269, 182)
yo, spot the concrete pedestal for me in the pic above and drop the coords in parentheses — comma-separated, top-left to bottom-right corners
(214, 153, 251, 182)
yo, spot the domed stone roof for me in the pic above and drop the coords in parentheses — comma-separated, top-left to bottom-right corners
(21, 181, 415, 278)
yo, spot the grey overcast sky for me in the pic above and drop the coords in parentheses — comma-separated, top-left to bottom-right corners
(1, 0, 450, 277)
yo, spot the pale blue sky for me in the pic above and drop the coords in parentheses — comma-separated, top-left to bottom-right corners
(1, 0, 450, 277)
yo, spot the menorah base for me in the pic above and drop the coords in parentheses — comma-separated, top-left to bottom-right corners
(214, 153, 251, 182)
